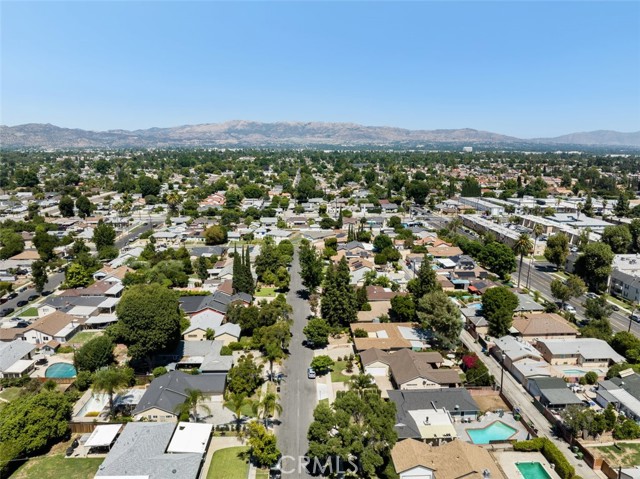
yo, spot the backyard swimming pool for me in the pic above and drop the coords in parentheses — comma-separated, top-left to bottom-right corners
(562, 368, 603, 375)
(45, 362, 77, 378)
(467, 421, 517, 444)
(516, 462, 552, 479)
(77, 393, 109, 417)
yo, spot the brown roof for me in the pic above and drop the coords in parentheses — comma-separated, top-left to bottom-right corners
(59, 279, 113, 297)
(25, 311, 76, 337)
(361, 348, 457, 386)
(0, 328, 20, 342)
(427, 246, 463, 258)
(512, 313, 578, 337)
(9, 249, 41, 260)
(351, 322, 420, 351)
(218, 279, 233, 296)
(391, 439, 505, 478)
(99, 265, 132, 280)
(365, 286, 406, 302)
(357, 301, 392, 322)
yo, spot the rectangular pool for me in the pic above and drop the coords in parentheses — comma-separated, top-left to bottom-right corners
(516, 462, 552, 479)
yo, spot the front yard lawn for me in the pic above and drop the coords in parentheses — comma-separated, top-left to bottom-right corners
(595, 442, 640, 467)
(19, 307, 39, 317)
(255, 287, 277, 297)
(11, 453, 104, 479)
(0, 386, 23, 402)
(331, 360, 351, 383)
(206, 446, 249, 479)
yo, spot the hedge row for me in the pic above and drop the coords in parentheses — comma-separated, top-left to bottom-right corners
(513, 438, 576, 479)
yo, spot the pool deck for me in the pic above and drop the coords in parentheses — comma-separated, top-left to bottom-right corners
(30, 355, 75, 378)
(454, 411, 529, 444)
(494, 451, 562, 479)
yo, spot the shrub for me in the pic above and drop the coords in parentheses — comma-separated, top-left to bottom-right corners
(57, 346, 74, 354)
(220, 346, 233, 356)
(361, 302, 372, 311)
(152, 366, 167, 378)
(75, 370, 93, 391)
(584, 371, 598, 385)
(354, 328, 368, 338)
(228, 341, 244, 351)
(513, 438, 575, 479)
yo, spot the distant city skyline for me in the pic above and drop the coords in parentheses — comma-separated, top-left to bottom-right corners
(2, 1, 639, 138)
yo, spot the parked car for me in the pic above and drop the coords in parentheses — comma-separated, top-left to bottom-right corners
(41, 290, 52, 296)
(585, 292, 598, 300)
(27, 294, 39, 302)
(0, 308, 15, 317)
(564, 304, 577, 314)
(16, 300, 28, 308)
(307, 368, 316, 379)
(7, 292, 18, 300)
(630, 313, 640, 323)
(612, 305, 620, 312)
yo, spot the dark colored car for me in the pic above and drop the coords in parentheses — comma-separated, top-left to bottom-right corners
(28, 294, 40, 302)
(0, 308, 15, 317)
(7, 292, 18, 300)
(41, 290, 52, 296)
(16, 300, 28, 308)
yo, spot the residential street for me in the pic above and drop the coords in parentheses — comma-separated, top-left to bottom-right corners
(276, 247, 316, 478)
(460, 330, 603, 479)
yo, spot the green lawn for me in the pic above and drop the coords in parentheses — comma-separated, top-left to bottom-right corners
(552, 271, 569, 280)
(331, 361, 351, 383)
(255, 287, 277, 297)
(533, 255, 546, 261)
(607, 295, 631, 311)
(595, 442, 640, 467)
(255, 470, 270, 478)
(68, 331, 102, 346)
(206, 446, 250, 479)
(20, 307, 39, 317)
(0, 386, 23, 402)
(11, 453, 104, 479)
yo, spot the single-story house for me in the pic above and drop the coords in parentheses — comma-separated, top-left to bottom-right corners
(0, 340, 36, 378)
(535, 338, 625, 368)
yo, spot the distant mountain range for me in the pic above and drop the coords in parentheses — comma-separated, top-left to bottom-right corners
(1, 121, 639, 150)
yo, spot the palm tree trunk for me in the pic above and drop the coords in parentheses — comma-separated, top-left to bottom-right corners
(518, 254, 523, 288)
(526, 238, 537, 289)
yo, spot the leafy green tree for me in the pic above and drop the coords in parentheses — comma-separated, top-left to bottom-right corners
(0, 229, 25, 259)
(274, 266, 290, 290)
(629, 219, 640, 253)
(550, 275, 586, 308)
(416, 290, 462, 348)
(544, 233, 570, 270)
(602, 225, 632, 254)
(389, 294, 416, 322)
(93, 220, 116, 252)
(405, 180, 429, 204)
(584, 371, 598, 385)
(614, 192, 630, 218)
(575, 242, 615, 292)
(75, 195, 93, 218)
(204, 225, 227, 245)
(64, 262, 91, 288)
(58, 195, 75, 217)
(31, 260, 48, 293)
(584, 296, 613, 321)
(74, 335, 114, 372)
(227, 354, 263, 396)
(227, 303, 262, 335)
(513, 233, 533, 288)
(92, 366, 133, 417)
(0, 390, 71, 472)
(407, 255, 440, 301)
(580, 318, 613, 342)
(138, 175, 161, 197)
(310, 355, 335, 375)
(479, 242, 516, 279)
(195, 256, 209, 282)
(300, 241, 324, 292)
(303, 317, 332, 348)
(460, 176, 481, 197)
(111, 284, 181, 367)
(321, 257, 358, 327)
(246, 422, 281, 467)
(33, 229, 58, 262)
(482, 286, 518, 337)
(373, 234, 393, 252)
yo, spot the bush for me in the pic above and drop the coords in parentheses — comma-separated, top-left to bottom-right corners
(152, 366, 167, 378)
(220, 346, 233, 356)
(361, 302, 372, 311)
(353, 328, 368, 338)
(584, 371, 598, 385)
(228, 341, 244, 351)
(75, 370, 93, 391)
(57, 346, 74, 354)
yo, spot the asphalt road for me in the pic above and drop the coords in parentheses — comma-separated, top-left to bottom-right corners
(276, 247, 316, 478)
(1, 220, 159, 321)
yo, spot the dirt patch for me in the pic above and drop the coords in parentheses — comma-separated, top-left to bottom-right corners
(473, 394, 509, 413)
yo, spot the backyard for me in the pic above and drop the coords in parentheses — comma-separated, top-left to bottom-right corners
(0, 386, 23, 402)
(11, 448, 103, 479)
(207, 446, 249, 479)
(595, 442, 640, 467)
(67, 331, 103, 347)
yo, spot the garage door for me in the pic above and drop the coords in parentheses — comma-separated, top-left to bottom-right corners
(365, 367, 388, 377)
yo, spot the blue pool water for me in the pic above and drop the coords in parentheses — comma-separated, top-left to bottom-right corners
(563, 368, 603, 375)
(517, 462, 552, 479)
(45, 363, 77, 378)
(467, 421, 517, 444)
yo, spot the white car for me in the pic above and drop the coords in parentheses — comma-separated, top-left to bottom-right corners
(564, 304, 577, 314)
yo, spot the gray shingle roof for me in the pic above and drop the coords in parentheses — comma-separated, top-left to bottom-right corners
(95, 422, 203, 479)
(0, 340, 35, 372)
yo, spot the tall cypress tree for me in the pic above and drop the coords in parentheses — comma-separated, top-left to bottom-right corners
(321, 257, 357, 326)
(232, 247, 242, 293)
(243, 246, 255, 295)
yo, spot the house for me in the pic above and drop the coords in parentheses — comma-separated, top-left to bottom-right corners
(365, 285, 406, 302)
(511, 313, 578, 341)
(535, 338, 625, 368)
(0, 340, 36, 378)
(513, 293, 545, 314)
(356, 301, 392, 322)
(491, 336, 544, 373)
(595, 373, 640, 422)
(389, 389, 480, 443)
(95, 422, 212, 479)
(19, 311, 82, 345)
(350, 322, 430, 351)
(133, 370, 226, 422)
(461, 305, 488, 339)
(391, 438, 505, 479)
(360, 348, 460, 390)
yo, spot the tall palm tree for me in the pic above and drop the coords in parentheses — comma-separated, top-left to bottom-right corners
(347, 373, 377, 397)
(526, 224, 544, 289)
(224, 392, 250, 432)
(92, 367, 132, 418)
(449, 217, 462, 235)
(253, 391, 283, 428)
(513, 233, 534, 289)
(175, 388, 210, 422)
(602, 199, 608, 219)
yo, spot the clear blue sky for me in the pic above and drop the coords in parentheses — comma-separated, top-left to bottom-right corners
(2, 1, 639, 137)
